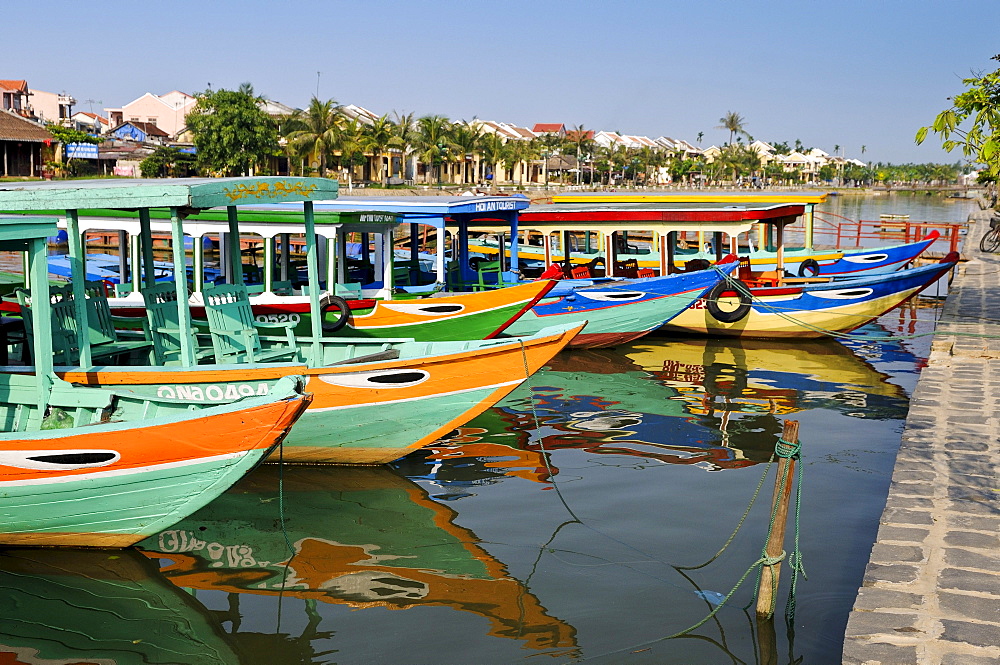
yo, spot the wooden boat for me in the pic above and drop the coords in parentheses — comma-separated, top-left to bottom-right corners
(0, 214, 311, 548)
(1, 189, 554, 342)
(53, 323, 584, 465)
(502, 258, 739, 348)
(660, 253, 959, 339)
(140, 465, 578, 653)
(0, 178, 581, 465)
(468, 200, 939, 279)
(468, 230, 940, 278)
(0, 548, 241, 663)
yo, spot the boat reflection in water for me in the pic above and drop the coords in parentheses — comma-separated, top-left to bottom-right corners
(402, 333, 909, 484)
(139, 466, 578, 658)
(0, 548, 239, 665)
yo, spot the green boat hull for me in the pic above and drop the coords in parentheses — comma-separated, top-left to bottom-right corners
(1, 448, 270, 545)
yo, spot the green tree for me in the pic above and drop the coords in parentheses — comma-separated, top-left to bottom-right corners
(363, 114, 396, 184)
(716, 111, 747, 146)
(414, 115, 454, 185)
(391, 111, 418, 181)
(46, 125, 99, 166)
(139, 146, 195, 178)
(186, 83, 279, 176)
(480, 132, 507, 184)
(916, 55, 1000, 180)
(335, 118, 368, 187)
(449, 120, 484, 184)
(283, 97, 341, 177)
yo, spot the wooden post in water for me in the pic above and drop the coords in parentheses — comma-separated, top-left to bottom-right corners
(756, 419, 799, 618)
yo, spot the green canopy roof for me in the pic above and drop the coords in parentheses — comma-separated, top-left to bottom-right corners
(0, 177, 339, 211)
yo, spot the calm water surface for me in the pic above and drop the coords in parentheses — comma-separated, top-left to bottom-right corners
(0, 302, 945, 665)
(0, 194, 970, 664)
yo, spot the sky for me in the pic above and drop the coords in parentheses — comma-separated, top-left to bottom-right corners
(7, 0, 1000, 165)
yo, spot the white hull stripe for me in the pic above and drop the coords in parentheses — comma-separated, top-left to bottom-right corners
(2, 451, 248, 487)
(308, 379, 523, 413)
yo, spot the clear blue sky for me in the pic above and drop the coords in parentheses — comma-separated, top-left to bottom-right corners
(8, 0, 998, 164)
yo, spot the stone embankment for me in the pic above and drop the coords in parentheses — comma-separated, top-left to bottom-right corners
(843, 205, 1000, 663)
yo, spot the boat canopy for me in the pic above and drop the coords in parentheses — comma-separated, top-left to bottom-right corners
(0, 177, 339, 211)
(550, 191, 827, 249)
(301, 195, 531, 287)
(0, 178, 343, 366)
(550, 191, 828, 205)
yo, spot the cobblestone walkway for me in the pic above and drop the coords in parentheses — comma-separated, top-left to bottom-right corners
(843, 209, 1000, 664)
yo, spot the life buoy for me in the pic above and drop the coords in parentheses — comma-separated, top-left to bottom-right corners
(705, 280, 752, 323)
(320, 295, 351, 333)
(797, 259, 821, 277)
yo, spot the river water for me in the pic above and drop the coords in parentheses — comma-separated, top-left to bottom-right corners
(0, 194, 977, 664)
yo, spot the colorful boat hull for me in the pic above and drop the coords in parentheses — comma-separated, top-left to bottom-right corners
(0, 381, 309, 547)
(468, 232, 939, 278)
(504, 263, 737, 349)
(52, 324, 584, 465)
(659, 255, 958, 339)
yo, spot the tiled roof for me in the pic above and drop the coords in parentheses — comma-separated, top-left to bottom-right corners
(0, 109, 52, 141)
(532, 123, 565, 133)
(0, 79, 28, 93)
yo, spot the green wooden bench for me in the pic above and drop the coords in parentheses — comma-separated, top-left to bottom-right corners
(202, 282, 301, 365)
(16, 284, 154, 366)
(142, 281, 214, 365)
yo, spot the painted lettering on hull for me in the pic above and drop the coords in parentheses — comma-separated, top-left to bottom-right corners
(156, 383, 270, 401)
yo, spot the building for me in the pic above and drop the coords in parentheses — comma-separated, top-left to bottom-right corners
(0, 80, 32, 118)
(109, 121, 169, 145)
(28, 88, 75, 125)
(0, 108, 53, 177)
(106, 91, 196, 139)
(71, 111, 111, 134)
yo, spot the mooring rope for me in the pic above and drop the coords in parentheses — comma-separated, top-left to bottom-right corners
(514, 339, 808, 661)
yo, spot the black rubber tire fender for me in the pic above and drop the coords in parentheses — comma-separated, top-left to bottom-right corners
(705, 280, 752, 323)
(797, 258, 821, 277)
(320, 295, 351, 333)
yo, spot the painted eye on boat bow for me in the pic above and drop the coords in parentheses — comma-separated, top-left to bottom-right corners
(0, 449, 121, 470)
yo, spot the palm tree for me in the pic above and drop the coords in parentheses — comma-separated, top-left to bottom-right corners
(283, 97, 341, 177)
(334, 118, 367, 188)
(480, 132, 507, 185)
(568, 124, 594, 185)
(503, 139, 538, 187)
(391, 111, 418, 181)
(696, 131, 704, 145)
(414, 115, 454, 185)
(716, 111, 747, 146)
(363, 114, 395, 184)
(450, 120, 485, 184)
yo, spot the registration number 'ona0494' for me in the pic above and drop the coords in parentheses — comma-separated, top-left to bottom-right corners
(156, 383, 271, 401)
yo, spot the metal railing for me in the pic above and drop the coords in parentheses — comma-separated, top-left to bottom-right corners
(805, 212, 965, 256)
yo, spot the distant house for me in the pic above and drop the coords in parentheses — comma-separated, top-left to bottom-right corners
(0, 108, 53, 177)
(0, 80, 32, 118)
(29, 88, 75, 125)
(71, 111, 111, 134)
(110, 121, 169, 145)
(106, 91, 196, 139)
(532, 123, 566, 137)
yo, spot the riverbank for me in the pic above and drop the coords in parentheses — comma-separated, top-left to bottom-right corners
(843, 207, 1000, 663)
